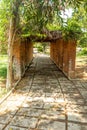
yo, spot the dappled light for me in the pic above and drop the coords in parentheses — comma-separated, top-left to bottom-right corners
(75, 56, 87, 79)
(0, 55, 87, 130)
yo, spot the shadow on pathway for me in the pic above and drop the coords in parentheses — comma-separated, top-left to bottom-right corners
(0, 54, 87, 130)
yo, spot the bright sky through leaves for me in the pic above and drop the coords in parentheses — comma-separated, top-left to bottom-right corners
(61, 8, 73, 19)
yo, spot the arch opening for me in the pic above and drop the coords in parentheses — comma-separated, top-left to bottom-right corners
(12, 37, 76, 83)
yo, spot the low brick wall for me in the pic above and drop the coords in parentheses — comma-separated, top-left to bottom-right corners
(50, 39, 76, 79)
(13, 38, 33, 80)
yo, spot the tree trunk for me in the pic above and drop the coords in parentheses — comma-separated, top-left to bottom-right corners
(6, 18, 14, 90)
(6, 0, 21, 90)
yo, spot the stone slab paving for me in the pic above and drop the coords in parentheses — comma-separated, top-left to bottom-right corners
(0, 54, 87, 130)
(37, 119, 65, 130)
(0, 124, 5, 129)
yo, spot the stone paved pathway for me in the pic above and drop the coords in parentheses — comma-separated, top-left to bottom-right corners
(0, 54, 87, 130)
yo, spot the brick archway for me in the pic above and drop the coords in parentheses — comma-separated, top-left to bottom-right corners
(12, 36, 76, 81)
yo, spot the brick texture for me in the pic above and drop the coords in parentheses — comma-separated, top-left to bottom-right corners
(12, 37, 76, 81)
(13, 38, 33, 80)
(50, 39, 76, 79)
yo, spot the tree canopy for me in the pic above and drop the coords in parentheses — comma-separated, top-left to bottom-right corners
(0, 0, 87, 43)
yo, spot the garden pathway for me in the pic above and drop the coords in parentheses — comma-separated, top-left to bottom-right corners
(0, 54, 87, 130)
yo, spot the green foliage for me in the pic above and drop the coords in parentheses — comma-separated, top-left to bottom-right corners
(34, 42, 48, 53)
(79, 36, 87, 47)
(19, 0, 84, 36)
(0, 54, 8, 97)
(0, 55, 8, 98)
(34, 43, 43, 52)
(0, 55, 7, 79)
(62, 20, 82, 40)
(37, 46, 43, 52)
(0, 43, 7, 54)
(0, 0, 11, 54)
(0, 0, 10, 40)
(77, 48, 87, 56)
(0, 0, 86, 44)
(71, 3, 87, 47)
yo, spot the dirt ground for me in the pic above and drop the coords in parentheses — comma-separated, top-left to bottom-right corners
(75, 56, 87, 80)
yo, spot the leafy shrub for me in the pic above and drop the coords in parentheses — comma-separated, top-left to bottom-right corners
(77, 48, 87, 56)
(79, 37, 87, 47)
(37, 46, 43, 52)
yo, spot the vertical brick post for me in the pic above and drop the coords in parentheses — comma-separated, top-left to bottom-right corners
(13, 38, 22, 80)
(50, 41, 55, 61)
(68, 40, 76, 78)
(63, 40, 69, 77)
(28, 40, 33, 64)
(57, 39, 63, 70)
(50, 38, 76, 79)
(13, 38, 33, 81)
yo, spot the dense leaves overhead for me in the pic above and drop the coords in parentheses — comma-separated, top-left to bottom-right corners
(19, 0, 84, 35)
(0, 0, 86, 41)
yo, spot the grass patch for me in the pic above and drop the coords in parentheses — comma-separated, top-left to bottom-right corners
(0, 55, 7, 79)
(77, 48, 87, 57)
(0, 55, 8, 99)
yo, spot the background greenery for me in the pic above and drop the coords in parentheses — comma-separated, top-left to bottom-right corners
(0, 55, 8, 98)
(0, 55, 7, 79)
(0, 0, 87, 55)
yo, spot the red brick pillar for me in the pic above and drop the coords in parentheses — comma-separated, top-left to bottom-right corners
(50, 39, 76, 79)
(13, 38, 33, 81)
(54, 40, 59, 67)
(13, 38, 22, 80)
(50, 42, 55, 61)
(63, 40, 69, 77)
(53, 42, 57, 64)
(27, 39, 33, 64)
(50, 42, 52, 59)
(55, 41, 58, 66)
(22, 39, 33, 70)
(63, 40, 76, 78)
(68, 40, 76, 78)
(57, 39, 64, 70)
(50, 39, 64, 69)
(55, 41, 59, 65)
